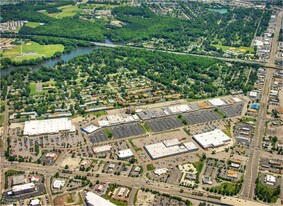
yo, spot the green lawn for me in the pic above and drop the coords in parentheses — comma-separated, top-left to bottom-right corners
(146, 164, 155, 171)
(1, 41, 64, 62)
(210, 182, 242, 196)
(40, 5, 81, 19)
(0, 113, 3, 126)
(25, 22, 41, 28)
(255, 180, 280, 203)
(29, 82, 48, 95)
(223, 125, 231, 137)
(193, 161, 204, 174)
(241, 117, 256, 123)
(89, 110, 107, 117)
(211, 44, 254, 53)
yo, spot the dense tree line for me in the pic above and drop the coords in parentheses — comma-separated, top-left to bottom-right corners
(1, 2, 271, 49)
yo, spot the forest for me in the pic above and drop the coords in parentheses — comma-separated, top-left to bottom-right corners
(1, 1, 271, 49)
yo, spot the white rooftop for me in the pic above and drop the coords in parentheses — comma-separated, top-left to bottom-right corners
(30, 199, 40, 206)
(168, 104, 191, 113)
(249, 91, 258, 97)
(183, 142, 199, 151)
(98, 120, 110, 127)
(154, 168, 169, 176)
(12, 182, 35, 193)
(265, 175, 276, 183)
(85, 192, 116, 206)
(118, 149, 133, 159)
(163, 139, 180, 147)
(193, 129, 231, 149)
(208, 98, 226, 106)
(145, 139, 198, 160)
(53, 179, 65, 189)
(82, 124, 99, 133)
(24, 118, 75, 136)
(93, 145, 112, 153)
(232, 97, 242, 102)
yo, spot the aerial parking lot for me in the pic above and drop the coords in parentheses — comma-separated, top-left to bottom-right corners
(145, 116, 183, 132)
(89, 130, 108, 143)
(219, 103, 244, 117)
(182, 109, 222, 125)
(109, 123, 145, 139)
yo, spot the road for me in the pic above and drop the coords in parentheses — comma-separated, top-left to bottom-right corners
(2, 161, 227, 205)
(241, 10, 282, 200)
(0, 86, 10, 198)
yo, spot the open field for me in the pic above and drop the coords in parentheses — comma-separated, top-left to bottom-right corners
(0, 113, 4, 126)
(1, 41, 64, 62)
(40, 5, 81, 19)
(29, 82, 48, 95)
(25, 22, 41, 28)
(211, 44, 254, 53)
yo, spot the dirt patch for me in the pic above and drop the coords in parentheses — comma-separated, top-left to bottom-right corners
(54, 192, 83, 206)
(60, 156, 80, 170)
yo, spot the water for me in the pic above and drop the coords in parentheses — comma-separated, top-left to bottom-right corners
(208, 8, 228, 14)
(105, 38, 113, 44)
(1, 47, 95, 76)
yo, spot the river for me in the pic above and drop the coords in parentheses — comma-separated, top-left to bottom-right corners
(1, 39, 116, 76)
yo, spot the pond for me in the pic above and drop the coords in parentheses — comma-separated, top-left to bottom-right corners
(208, 8, 228, 14)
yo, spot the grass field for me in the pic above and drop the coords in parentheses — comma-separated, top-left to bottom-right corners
(29, 82, 48, 95)
(1, 41, 64, 62)
(40, 5, 81, 19)
(0, 113, 3, 126)
(212, 182, 241, 195)
(25, 22, 41, 28)
(146, 164, 155, 171)
(211, 44, 254, 53)
(193, 161, 204, 174)
(89, 110, 107, 117)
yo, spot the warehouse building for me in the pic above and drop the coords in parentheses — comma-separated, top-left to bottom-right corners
(144, 139, 198, 160)
(24, 118, 75, 136)
(12, 183, 35, 195)
(193, 129, 231, 149)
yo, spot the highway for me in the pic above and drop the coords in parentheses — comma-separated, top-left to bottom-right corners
(241, 10, 282, 200)
(0, 86, 10, 199)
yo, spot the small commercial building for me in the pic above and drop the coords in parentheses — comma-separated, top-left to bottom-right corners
(118, 149, 133, 159)
(30, 199, 41, 206)
(208, 98, 226, 106)
(92, 145, 112, 154)
(12, 183, 35, 195)
(251, 104, 259, 110)
(81, 124, 99, 134)
(265, 175, 276, 185)
(53, 179, 65, 189)
(227, 170, 238, 179)
(193, 129, 231, 149)
(154, 168, 169, 176)
(249, 91, 258, 98)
